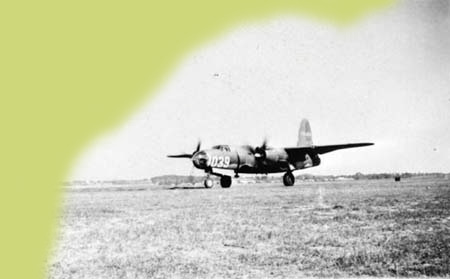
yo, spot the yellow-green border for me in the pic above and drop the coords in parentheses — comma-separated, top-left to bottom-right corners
(0, 1, 394, 278)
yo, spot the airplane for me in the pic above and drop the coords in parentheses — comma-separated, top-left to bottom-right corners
(168, 119, 373, 188)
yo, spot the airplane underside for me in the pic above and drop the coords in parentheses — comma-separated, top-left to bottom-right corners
(202, 164, 299, 188)
(237, 165, 290, 174)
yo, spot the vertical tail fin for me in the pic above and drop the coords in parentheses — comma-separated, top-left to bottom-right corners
(297, 119, 313, 147)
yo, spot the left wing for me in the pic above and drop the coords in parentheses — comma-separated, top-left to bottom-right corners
(284, 142, 374, 162)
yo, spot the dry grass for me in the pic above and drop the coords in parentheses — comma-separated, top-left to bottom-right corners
(49, 178, 450, 278)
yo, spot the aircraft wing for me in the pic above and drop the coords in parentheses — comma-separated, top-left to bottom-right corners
(284, 142, 374, 160)
(312, 143, 374, 154)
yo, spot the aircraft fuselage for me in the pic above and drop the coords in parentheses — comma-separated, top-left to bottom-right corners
(192, 145, 297, 174)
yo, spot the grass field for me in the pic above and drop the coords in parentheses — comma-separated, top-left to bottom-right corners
(49, 177, 450, 278)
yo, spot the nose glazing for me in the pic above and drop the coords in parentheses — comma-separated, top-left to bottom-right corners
(192, 151, 208, 169)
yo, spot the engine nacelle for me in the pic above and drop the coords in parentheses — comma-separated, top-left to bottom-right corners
(294, 153, 320, 169)
(254, 146, 266, 160)
(312, 154, 321, 166)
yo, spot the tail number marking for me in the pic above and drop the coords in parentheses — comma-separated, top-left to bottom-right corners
(209, 156, 230, 168)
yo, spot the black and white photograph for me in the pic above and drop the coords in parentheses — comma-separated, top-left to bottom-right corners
(49, 1, 450, 278)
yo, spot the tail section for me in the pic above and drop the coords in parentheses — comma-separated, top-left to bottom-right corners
(297, 119, 313, 147)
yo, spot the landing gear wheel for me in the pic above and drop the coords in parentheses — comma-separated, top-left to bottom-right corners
(204, 178, 213, 188)
(220, 176, 232, 188)
(283, 172, 295, 186)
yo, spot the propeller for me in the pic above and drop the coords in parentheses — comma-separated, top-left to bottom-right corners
(248, 138, 268, 160)
(167, 140, 201, 159)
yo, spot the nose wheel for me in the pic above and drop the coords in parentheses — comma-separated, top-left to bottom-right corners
(203, 170, 233, 188)
(204, 178, 213, 188)
(283, 172, 295, 186)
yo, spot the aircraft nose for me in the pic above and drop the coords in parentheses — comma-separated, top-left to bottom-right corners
(192, 151, 209, 169)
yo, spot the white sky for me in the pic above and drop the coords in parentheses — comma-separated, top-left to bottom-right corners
(70, 0, 450, 180)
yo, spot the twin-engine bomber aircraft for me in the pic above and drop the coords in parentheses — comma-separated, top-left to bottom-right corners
(168, 119, 373, 188)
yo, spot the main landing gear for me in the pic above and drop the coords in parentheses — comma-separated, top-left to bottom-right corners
(203, 170, 232, 188)
(283, 172, 295, 186)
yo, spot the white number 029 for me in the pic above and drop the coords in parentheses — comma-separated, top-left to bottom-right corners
(209, 156, 230, 168)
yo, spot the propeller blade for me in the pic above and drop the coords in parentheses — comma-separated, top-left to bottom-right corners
(194, 140, 201, 154)
(167, 154, 193, 158)
(260, 138, 267, 151)
(261, 138, 268, 150)
(243, 144, 255, 153)
(168, 140, 201, 159)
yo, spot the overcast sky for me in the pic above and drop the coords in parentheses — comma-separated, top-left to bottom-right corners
(70, 0, 450, 180)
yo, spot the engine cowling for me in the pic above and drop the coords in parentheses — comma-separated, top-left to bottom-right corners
(254, 146, 266, 160)
(312, 154, 321, 166)
(294, 153, 320, 169)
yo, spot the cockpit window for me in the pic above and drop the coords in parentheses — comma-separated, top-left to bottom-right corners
(212, 145, 230, 152)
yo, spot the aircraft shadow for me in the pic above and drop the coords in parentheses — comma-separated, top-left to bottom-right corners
(167, 186, 206, 190)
